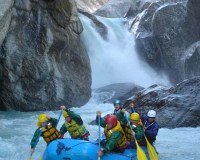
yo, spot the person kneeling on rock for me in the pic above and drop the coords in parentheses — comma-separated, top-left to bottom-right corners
(96, 111, 128, 157)
(30, 114, 61, 154)
(60, 105, 90, 141)
(141, 110, 159, 145)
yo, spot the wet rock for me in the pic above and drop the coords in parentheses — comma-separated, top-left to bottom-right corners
(75, 0, 109, 13)
(79, 10, 108, 40)
(0, 0, 91, 111)
(95, 83, 144, 104)
(130, 0, 200, 84)
(95, 0, 141, 18)
(125, 77, 200, 128)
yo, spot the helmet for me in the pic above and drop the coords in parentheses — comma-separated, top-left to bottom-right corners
(147, 110, 156, 118)
(63, 110, 69, 118)
(37, 114, 48, 127)
(113, 99, 121, 106)
(130, 113, 140, 121)
(105, 115, 117, 127)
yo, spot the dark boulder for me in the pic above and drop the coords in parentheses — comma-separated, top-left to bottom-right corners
(95, 0, 141, 18)
(130, 0, 200, 84)
(125, 77, 200, 128)
(0, 0, 91, 111)
(95, 83, 144, 104)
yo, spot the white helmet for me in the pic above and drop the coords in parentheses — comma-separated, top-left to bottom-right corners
(147, 110, 156, 118)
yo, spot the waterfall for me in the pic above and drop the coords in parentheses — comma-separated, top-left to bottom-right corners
(80, 15, 170, 89)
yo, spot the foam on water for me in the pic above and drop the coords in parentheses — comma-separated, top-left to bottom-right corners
(0, 92, 200, 160)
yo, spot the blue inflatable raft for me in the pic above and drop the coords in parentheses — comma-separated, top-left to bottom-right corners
(42, 138, 149, 160)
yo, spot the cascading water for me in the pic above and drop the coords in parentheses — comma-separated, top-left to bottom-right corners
(80, 15, 170, 89)
(0, 13, 200, 160)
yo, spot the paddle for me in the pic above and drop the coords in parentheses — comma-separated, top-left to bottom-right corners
(125, 117, 148, 160)
(143, 129, 159, 160)
(97, 116, 101, 160)
(28, 152, 34, 160)
(29, 110, 63, 160)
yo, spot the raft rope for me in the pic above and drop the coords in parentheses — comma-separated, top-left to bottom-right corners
(55, 140, 136, 159)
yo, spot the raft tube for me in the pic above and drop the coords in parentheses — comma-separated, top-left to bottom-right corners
(42, 138, 149, 160)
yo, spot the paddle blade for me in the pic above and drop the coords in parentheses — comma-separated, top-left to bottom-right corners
(135, 141, 148, 160)
(38, 157, 43, 160)
(145, 137, 159, 160)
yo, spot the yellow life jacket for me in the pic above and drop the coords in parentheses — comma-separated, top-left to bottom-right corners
(41, 124, 61, 143)
(122, 124, 134, 142)
(123, 121, 144, 142)
(65, 119, 88, 138)
(104, 121, 127, 148)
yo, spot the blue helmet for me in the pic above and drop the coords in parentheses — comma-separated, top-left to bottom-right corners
(113, 99, 122, 106)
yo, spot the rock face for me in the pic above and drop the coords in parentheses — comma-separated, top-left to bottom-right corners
(78, 10, 108, 40)
(0, 0, 91, 111)
(75, 0, 108, 13)
(95, 83, 143, 103)
(130, 0, 200, 84)
(124, 77, 200, 128)
(95, 0, 141, 18)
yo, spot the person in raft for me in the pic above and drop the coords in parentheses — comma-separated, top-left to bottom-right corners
(30, 114, 61, 154)
(96, 111, 128, 157)
(59, 105, 90, 141)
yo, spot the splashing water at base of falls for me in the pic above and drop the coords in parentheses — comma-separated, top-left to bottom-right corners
(80, 15, 170, 88)
(0, 92, 200, 160)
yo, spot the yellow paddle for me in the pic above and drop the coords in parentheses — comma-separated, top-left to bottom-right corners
(97, 116, 101, 160)
(134, 138, 148, 160)
(28, 152, 33, 160)
(144, 136, 159, 160)
(125, 117, 147, 160)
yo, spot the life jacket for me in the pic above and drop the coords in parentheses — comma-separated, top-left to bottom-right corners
(41, 123, 61, 144)
(65, 119, 88, 139)
(123, 120, 144, 142)
(122, 125, 134, 141)
(104, 121, 127, 148)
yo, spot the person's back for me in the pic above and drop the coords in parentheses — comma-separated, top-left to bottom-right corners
(142, 110, 159, 144)
(30, 114, 61, 154)
(60, 105, 90, 140)
(126, 113, 145, 148)
(96, 112, 128, 158)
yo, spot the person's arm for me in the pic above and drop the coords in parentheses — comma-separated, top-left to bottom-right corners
(131, 107, 136, 113)
(115, 110, 127, 125)
(30, 128, 42, 149)
(103, 131, 122, 152)
(60, 123, 68, 136)
(49, 117, 58, 127)
(134, 126, 144, 140)
(67, 110, 83, 125)
(145, 123, 159, 138)
(141, 115, 148, 124)
(96, 115, 106, 128)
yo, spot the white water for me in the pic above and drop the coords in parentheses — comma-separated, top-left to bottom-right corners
(0, 9, 199, 160)
(0, 92, 200, 160)
(80, 15, 170, 89)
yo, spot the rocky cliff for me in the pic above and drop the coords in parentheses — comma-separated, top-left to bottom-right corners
(0, 0, 91, 111)
(130, 0, 200, 84)
(75, 0, 108, 13)
(124, 76, 200, 128)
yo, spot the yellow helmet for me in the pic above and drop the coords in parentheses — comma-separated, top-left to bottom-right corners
(63, 110, 69, 118)
(37, 114, 48, 127)
(130, 113, 140, 121)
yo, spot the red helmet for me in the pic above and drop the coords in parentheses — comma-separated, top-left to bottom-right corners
(105, 114, 117, 127)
